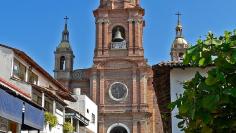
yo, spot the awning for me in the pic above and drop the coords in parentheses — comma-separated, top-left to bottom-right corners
(0, 88, 23, 124)
(65, 112, 89, 126)
(65, 107, 89, 126)
(24, 102, 44, 130)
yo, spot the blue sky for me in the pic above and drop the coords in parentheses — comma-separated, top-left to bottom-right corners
(0, 0, 235, 73)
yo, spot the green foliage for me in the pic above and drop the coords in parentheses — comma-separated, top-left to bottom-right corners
(44, 112, 58, 128)
(63, 122, 74, 133)
(170, 30, 236, 132)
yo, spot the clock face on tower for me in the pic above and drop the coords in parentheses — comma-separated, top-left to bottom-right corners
(109, 82, 128, 101)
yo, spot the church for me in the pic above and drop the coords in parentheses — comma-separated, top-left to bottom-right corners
(54, 0, 164, 133)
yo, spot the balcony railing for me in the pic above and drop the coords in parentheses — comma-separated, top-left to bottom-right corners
(111, 41, 127, 49)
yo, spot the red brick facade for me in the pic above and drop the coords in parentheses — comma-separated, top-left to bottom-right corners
(90, 1, 163, 132)
(55, 1, 164, 132)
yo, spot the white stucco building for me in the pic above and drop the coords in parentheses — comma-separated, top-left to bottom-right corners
(153, 62, 211, 133)
(152, 13, 212, 133)
(170, 66, 211, 133)
(0, 17, 99, 133)
(0, 44, 76, 133)
(66, 88, 98, 133)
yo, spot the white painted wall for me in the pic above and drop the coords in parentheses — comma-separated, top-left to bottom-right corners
(170, 67, 211, 133)
(67, 90, 98, 133)
(0, 46, 61, 96)
(0, 47, 14, 80)
(0, 46, 66, 133)
(78, 95, 97, 133)
(0, 46, 32, 98)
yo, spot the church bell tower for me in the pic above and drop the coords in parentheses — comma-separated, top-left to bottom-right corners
(54, 17, 74, 88)
(91, 1, 163, 133)
(93, 0, 145, 63)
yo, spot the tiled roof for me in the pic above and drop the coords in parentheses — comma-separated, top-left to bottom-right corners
(153, 61, 213, 68)
(153, 61, 190, 68)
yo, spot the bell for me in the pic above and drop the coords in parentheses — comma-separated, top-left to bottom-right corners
(113, 28, 124, 42)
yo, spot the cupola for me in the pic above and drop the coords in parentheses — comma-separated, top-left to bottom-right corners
(57, 16, 72, 51)
(170, 12, 189, 62)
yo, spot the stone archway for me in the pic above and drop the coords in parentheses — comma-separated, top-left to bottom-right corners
(107, 123, 130, 133)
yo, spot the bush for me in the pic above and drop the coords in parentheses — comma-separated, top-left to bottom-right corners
(63, 122, 74, 133)
(44, 112, 58, 128)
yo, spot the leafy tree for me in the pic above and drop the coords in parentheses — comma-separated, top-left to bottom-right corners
(170, 30, 236, 133)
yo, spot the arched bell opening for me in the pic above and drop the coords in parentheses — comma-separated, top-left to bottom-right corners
(111, 26, 127, 49)
(179, 52, 184, 60)
(112, 26, 126, 42)
(60, 56, 66, 70)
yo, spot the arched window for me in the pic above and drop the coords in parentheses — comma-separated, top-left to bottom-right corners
(179, 53, 184, 60)
(60, 56, 66, 70)
(112, 26, 125, 41)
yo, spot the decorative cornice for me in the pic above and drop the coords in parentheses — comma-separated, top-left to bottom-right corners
(96, 18, 110, 24)
(127, 18, 143, 23)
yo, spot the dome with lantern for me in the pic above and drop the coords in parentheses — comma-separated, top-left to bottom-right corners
(170, 12, 189, 62)
(172, 37, 188, 49)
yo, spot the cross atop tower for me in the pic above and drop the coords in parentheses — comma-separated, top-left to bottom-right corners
(175, 11, 182, 25)
(64, 16, 69, 24)
(175, 11, 183, 38)
(62, 16, 69, 42)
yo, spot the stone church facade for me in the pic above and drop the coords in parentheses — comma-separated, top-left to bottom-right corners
(54, 0, 163, 133)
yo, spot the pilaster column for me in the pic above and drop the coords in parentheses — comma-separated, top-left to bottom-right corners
(140, 121, 148, 133)
(95, 18, 110, 56)
(100, 69, 105, 105)
(90, 70, 97, 103)
(133, 121, 138, 133)
(144, 75, 147, 104)
(103, 20, 110, 55)
(138, 20, 143, 48)
(132, 68, 137, 110)
(128, 18, 144, 55)
(95, 19, 103, 56)
(134, 20, 139, 50)
(140, 72, 147, 104)
(99, 119, 105, 133)
(128, 19, 134, 55)
(99, 22, 103, 55)
(95, 22, 99, 50)
(137, 21, 141, 49)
